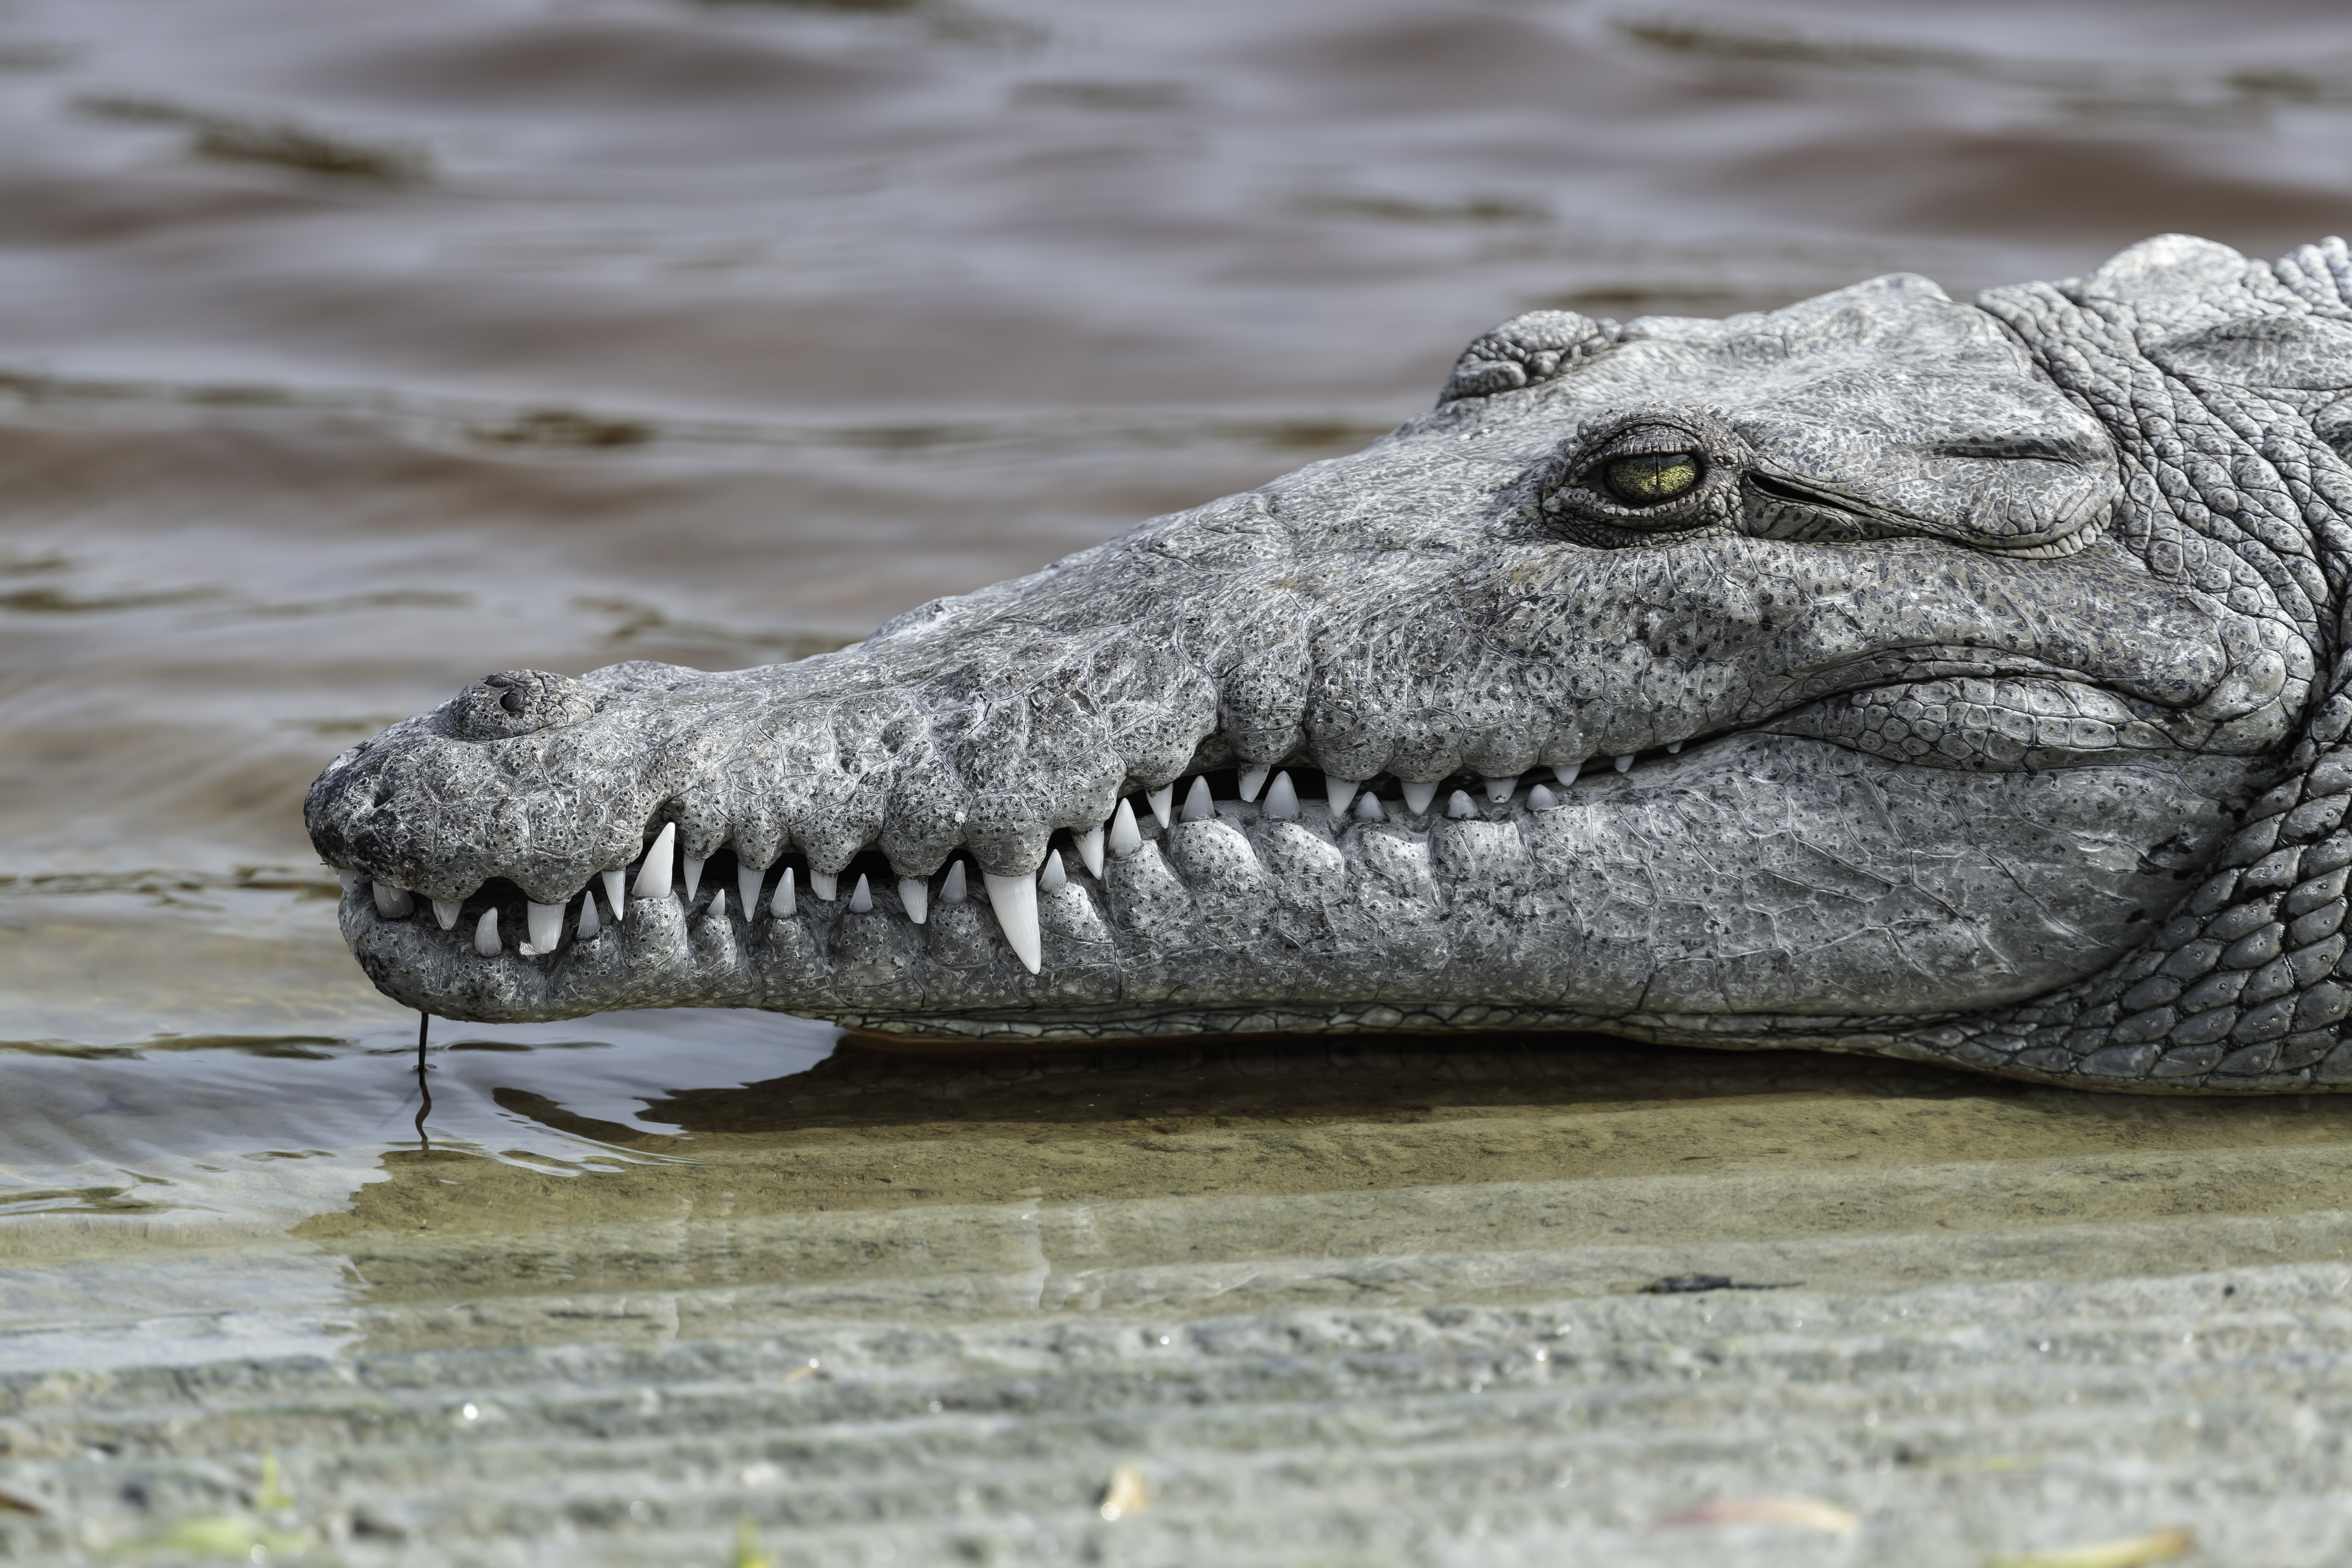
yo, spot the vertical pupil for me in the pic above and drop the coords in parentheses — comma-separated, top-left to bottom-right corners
(1605, 453, 1700, 505)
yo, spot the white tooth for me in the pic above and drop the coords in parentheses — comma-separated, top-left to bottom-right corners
(474, 908, 501, 956)
(1265, 771, 1300, 820)
(633, 824, 676, 900)
(1109, 799, 1143, 858)
(1401, 780, 1439, 815)
(739, 864, 765, 919)
(900, 876, 929, 925)
(337, 868, 361, 894)
(1614, 754, 1634, 772)
(1147, 784, 1174, 829)
(372, 882, 413, 919)
(1325, 777, 1358, 817)
(1039, 849, 1067, 891)
(1182, 777, 1215, 823)
(848, 874, 872, 913)
(602, 869, 628, 923)
(683, 856, 706, 900)
(1354, 792, 1384, 822)
(1528, 783, 1560, 812)
(1554, 761, 1583, 787)
(1482, 775, 1516, 804)
(983, 871, 1043, 974)
(1668, 740, 1684, 753)
(771, 867, 797, 918)
(810, 870, 838, 900)
(1237, 765, 1270, 803)
(710, 888, 729, 920)
(1447, 790, 1478, 820)
(942, 861, 968, 903)
(1075, 825, 1105, 879)
(577, 889, 601, 939)
(433, 897, 462, 930)
(527, 900, 564, 950)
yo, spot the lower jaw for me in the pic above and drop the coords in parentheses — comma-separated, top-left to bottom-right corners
(345, 733, 2258, 1033)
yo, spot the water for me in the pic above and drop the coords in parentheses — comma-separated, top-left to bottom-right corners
(9, 0, 2352, 1561)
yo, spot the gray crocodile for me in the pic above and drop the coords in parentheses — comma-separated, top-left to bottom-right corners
(308, 233, 2352, 1093)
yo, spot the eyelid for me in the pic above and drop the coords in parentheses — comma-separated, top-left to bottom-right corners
(1586, 425, 1705, 461)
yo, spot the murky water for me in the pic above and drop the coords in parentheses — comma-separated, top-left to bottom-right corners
(9, 0, 2352, 1562)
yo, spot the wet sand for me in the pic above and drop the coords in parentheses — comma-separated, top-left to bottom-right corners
(8, 0, 2352, 1561)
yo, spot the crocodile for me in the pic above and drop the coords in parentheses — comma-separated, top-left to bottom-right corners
(308, 233, 2352, 1093)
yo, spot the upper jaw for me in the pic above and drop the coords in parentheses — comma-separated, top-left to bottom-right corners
(307, 553, 2291, 927)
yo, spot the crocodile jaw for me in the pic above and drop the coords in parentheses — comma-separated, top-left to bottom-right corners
(307, 260, 2308, 1041)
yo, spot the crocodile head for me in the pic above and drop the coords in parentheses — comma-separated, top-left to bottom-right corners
(309, 233, 2352, 1091)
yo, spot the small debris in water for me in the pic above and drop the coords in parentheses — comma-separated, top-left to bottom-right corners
(1983, 1527, 2195, 1568)
(1896, 1447, 2042, 1473)
(1641, 1274, 1798, 1294)
(1096, 1464, 1149, 1521)
(253, 1453, 293, 1513)
(1654, 1495, 1859, 1534)
(129, 1513, 306, 1560)
(732, 1517, 776, 1568)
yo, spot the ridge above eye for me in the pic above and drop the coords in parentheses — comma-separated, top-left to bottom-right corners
(1603, 450, 1701, 505)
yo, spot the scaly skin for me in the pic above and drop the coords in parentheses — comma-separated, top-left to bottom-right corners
(309, 234, 2352, 1091)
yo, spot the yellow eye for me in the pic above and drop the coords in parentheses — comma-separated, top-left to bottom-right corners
(1603, 452, 1700, 506)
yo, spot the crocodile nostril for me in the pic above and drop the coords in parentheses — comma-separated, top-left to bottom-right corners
(446, 669, 594, 741)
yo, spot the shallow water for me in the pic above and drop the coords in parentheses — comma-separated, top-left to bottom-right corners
(9, 0, 2352, 1562)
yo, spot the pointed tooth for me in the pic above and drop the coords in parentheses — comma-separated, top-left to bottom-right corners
(632, 824, 676, 900)
(809, 870, 838, 900)
(473, 908, 501, 957)
(1109, 799, 1143, 858)
(1614, 754, 1634, 772)
(848, 874, 873, 913)
(770, 867, 797, 918)
(1554, 761, 1583, 787)
(433, 897, 462, 930)
(941, 861, 968, 903)
(1147, 784, 1174, 830)
(1325, 777, 1358, 817)
(1482, 775, 1516, 804)
(576, 888, 601, 939)
(1528, 783, 1560, 811)
(602, 869, 628, 923)
(900, 875, 929, 925)
(1265, 771, 1300, 821)
(371, 882, 413, 919)
(1354, 792, 1384, 822)
(739, 864, 765, 919)
(683, 856, 706, 900)
(1237, 765, 1270, 803)
(1446, 790, 1478, 820)
(1401, 780, 1439, 815)
(1667, 740, 1683, 754)
(983, 871, 1043, 974)
(1182, 777, 1215, 823)
(1040, 849, 1068, 891)
(336, 868, 362, 894)
(710, 888, 729, 920)
(527, 900, 564, 950)
(1075, 825, 1105, 879)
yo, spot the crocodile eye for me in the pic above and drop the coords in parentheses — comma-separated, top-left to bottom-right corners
(1602, 452, 1701, 506)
